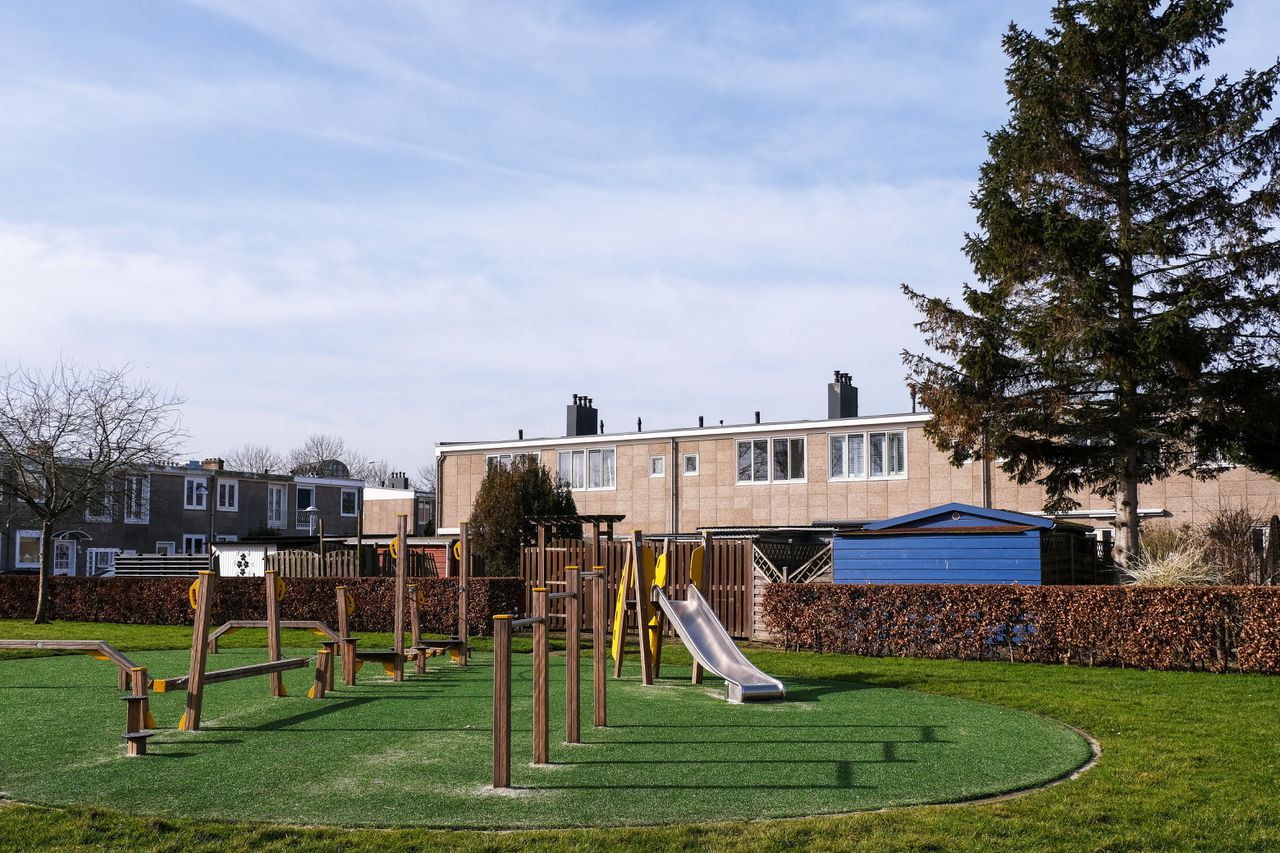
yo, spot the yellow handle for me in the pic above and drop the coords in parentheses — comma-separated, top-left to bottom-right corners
(453, 540, 462, 561)
(275, 575, 287, 602)
(415, 587, 428, 608)
(188, 580, 200, 610)
(389, 538, 399, 560)
(345, 591, 356, 617)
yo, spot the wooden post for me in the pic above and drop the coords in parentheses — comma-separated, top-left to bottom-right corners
(336, 585, 352, 684)
(537, 524, 547, 587)
(265, 569, 284, 697)
(393, 514, 407, 682)
(123, 666, 151, 756)
(532, 586, 549, 765)
(343, 637, 359, 686)
(458, 521, 470, 666)
(310, 649, 330, 700)
(592, 568, 607, 727)
(632, 532, 654, 685)
(565, 567, 581, 744)
(182, 571, 214, 731)
(492, 614, 512, 789)
(408, 583, 425, 674)
(693, 530, 712, 685)
(319, 640, 338, 690)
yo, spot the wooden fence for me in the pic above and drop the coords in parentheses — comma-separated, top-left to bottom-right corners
(266, 547, 440, 579)
(518, 537, 754, 639)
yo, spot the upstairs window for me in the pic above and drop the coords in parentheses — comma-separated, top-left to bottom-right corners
(184, 476, 207, 510)
(649, 456, 665, 477)
(124, 475, 150, 523)
(217, 480, 238, 511)
(683, 453, 699, 475)
(340, 488, 359, 517)
(737, 437, 805, 483)
(831, 430, 906, 479)
(84, 489, 113, 523)
(557, 448, 616, 490)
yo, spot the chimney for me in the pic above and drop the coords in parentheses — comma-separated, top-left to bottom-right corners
(637, 417, 643, 432)
(566, 394, 598, 437)
(518, 429, 524, 440)
(388, 471, 410, 490)
(828, 370, 859, 419)
(754, 411, 761, 424)
(201, 458, 225, 471)
(698, 415, 704, 428)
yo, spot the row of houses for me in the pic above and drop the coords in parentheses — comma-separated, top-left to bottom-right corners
(435, 373, 1280, 539)
(0, 458, 435, 576)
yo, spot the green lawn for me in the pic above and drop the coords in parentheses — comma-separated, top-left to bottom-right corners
(1, 619, 1277, 851)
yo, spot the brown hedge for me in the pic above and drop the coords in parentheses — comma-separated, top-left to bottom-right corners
(0, 576, 525, 636)
(761, 583, 1280, 674)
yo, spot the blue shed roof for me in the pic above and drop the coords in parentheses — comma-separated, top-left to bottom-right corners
(863, 502, 1056, 532)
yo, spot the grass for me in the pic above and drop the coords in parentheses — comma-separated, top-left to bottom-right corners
(0, 619, 1277, 850)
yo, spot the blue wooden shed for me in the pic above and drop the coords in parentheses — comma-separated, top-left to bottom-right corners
(833, 502, 1099, 585)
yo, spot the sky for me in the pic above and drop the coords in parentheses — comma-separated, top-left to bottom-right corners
(3, 1, 1277, 476)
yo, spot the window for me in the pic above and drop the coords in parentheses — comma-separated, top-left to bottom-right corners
(341, 488, 358, 517)
(557, 448, 616, 490)
(737, 437, 805, 483)
(15, 530, 41, 568)
(829, 433, 867, 479)
(296, 486, 316, 528)
(84, 489, 113, 523)
(53, 541, 76, 575)
(267, 484, 286, 529)
(869, 431, 907, 478)
(217, 480, 238, 512)
(831, 431, 905, 479)
(649, 456, 665, 477)
(184, 476, 207, 510)
(683, 453, 699, 475)
(486, 453, 513, 470)
(182, 534, 207, 555)
(86, 548, 117, 576)
(215, 534, 238, 543)
(155, 541, 175, 556)
(124, 475, 150, 523)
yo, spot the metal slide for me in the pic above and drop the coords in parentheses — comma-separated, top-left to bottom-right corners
(653, 584, 786, 703)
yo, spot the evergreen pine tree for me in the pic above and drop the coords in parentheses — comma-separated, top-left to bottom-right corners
(903, 0, 1280, 568)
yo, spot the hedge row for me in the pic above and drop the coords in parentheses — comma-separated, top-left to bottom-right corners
(761, 583, 1280, 674)
(0, 576, 525, 636)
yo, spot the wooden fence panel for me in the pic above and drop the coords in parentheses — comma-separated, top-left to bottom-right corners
(517, 537, 753, 639)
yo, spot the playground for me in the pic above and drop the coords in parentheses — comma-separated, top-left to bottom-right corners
(0, 637, 1089, 828)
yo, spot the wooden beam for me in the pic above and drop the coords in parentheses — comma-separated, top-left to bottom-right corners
(336, 585, 352, 684)
(492, 614, 512, 788)
(592, 568, 607, 727)
(532, 586, 549, 765)
(155, 656, 309, 693)
(181, 571, 214, 730)
(265, 570, 284, 697)
(565, 567, 581, 744)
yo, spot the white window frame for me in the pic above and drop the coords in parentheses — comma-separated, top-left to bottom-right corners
(267, 483, 286, 529)
(85, 548, 118, 576)
(683, 453, 699, 476)
(15, 529, 41, 568)
(649, 456, 665, 477)
(155, 541, 176, 556)
(486, 453, 514, 470)
(124, 474, 150, 524)
(340, 488, 359, 517)
(557, 447, 616, 491)
(84, 489, 113, 523)
(53, 540, 77, 575)
(295, 485, 316, 529)
(182, 534, 207, 555)
(215, 534, 239, 543)
(829, 432, 867, 481)
(217, 479, 239, 512)
(184, 476, 208, 510)
(736, 436, 807, 484)
(867, 430, 908, 479)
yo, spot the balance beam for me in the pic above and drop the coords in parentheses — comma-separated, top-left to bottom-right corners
(152, 657, 309, 693)
(208, 620, 339, 654)
(0, 639, 144, 689)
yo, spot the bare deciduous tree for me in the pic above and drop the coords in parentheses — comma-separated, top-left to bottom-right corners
(0, 361, 185, 622)
(287, 434, 352, 478)
(224, 442, 285, 475)
(414, 463, 437, 495)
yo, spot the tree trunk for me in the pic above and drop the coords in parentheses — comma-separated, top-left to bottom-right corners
(1113, 476, 1141, 572)
(33, 519, 55, 624)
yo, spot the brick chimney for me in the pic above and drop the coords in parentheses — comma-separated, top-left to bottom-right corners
(201, 458, 225, 471)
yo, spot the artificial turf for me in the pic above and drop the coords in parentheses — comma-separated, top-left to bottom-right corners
(0, 644, 1088, 829)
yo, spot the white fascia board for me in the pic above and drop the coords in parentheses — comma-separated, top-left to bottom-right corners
(436, 413, 931, 457)
(294, 476, 365, 487)
(363, 487, 414, 501)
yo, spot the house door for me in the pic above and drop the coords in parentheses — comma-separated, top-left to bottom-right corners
(53, 541, 77, 576)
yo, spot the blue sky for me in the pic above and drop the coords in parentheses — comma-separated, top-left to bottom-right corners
(3, 1, 1276, 474)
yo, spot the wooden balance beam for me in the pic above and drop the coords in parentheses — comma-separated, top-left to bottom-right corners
(170, 569, 305, 731)
(208, 620, 339, 654)
(0, 639, 142, 687)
